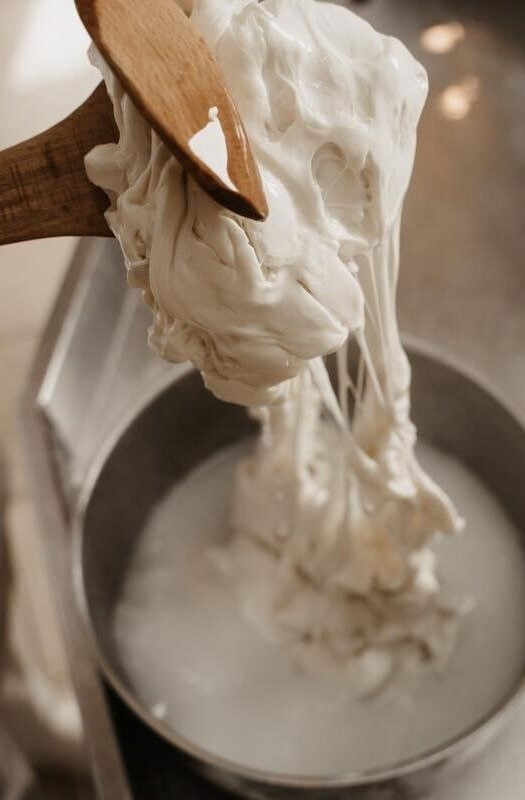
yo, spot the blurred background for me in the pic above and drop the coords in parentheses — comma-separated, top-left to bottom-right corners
(0, 1, 97, 796)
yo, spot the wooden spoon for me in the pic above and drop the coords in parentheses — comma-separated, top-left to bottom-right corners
(0, 0, 268, 247)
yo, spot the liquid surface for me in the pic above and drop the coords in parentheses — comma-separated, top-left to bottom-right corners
(113, 441, 525, 775)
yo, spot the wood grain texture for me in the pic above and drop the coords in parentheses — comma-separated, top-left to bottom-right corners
(75, 0, 268, 221)
(0, 84, 117, 245)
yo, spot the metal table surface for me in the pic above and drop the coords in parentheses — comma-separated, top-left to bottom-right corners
(21, 1, 525, 798)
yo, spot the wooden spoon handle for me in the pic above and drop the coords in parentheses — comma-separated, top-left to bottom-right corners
(0, 84, 117, 245)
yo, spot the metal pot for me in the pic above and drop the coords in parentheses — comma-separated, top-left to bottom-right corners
(74, 341, 525, 799)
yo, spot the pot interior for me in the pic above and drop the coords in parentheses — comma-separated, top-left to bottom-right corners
(79, 348, 525, 781)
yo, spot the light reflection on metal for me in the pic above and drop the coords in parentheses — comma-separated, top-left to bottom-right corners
(420, 22, 465, 54)
(438, 76, 480, 121)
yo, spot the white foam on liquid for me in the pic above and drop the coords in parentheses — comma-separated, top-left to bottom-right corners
(112, 440, 525, 776)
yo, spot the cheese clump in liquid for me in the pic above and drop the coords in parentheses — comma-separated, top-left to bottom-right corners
(86, 0, 464, 687)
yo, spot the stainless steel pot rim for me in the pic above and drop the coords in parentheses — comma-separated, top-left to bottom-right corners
(72, 336, 525, 790)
